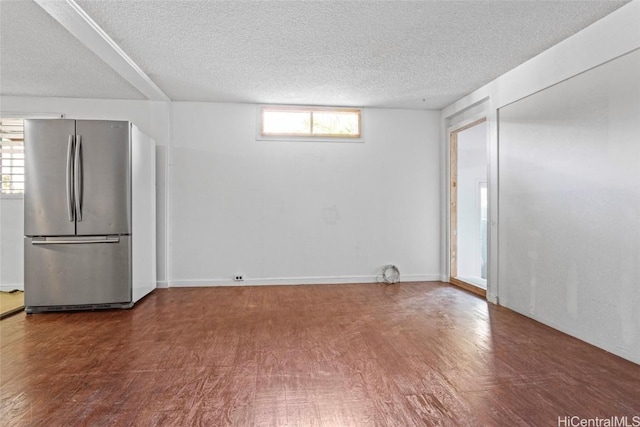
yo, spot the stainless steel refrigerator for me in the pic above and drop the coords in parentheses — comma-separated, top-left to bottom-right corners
(23, 119, 156, 313)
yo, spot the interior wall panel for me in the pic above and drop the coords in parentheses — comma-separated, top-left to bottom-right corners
(498, 49, 640, 364)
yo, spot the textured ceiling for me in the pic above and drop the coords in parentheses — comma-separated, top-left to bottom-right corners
(0, 0, 144, 100)
(1, 0, 630, 109)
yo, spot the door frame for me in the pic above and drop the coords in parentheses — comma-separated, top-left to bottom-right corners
(449, 117, 487, 297)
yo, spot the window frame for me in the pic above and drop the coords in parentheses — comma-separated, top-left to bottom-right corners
(0, 112, 64, 199)
(257, 105, 363, 142)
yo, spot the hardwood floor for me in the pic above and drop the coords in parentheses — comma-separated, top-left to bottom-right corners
(1, 282, 638, 426)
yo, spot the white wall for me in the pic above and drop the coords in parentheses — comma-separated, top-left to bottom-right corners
(169, 103, 441, 285)
(0, 96, 170, 288)
(456, 122, 487, 279)
(499, 49, 640, 365)
(1, 96, 441, 290)
(0, 198, 23, 290)
(441, 0, 640, 364)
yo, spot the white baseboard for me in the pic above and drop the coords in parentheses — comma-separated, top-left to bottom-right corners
(1, 276, 444, 291)
(0, 285, 24, 292)
(168, 274, 441, 288)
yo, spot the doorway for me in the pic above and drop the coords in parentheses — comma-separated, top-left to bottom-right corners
(450, 118, 488, 297)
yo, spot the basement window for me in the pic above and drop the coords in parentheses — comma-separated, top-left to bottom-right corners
(1, 113, 64, 197)
(260, 107, 361, 140)
(0, 118, 25, 196)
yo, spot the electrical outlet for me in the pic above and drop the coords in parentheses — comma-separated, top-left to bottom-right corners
(234, 275, 244, 281)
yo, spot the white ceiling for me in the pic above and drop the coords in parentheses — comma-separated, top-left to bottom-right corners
(0, 0, 145, 100)
(0, 0, 629, 109)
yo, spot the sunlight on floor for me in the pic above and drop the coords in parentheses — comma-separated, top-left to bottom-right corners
(0, 290, 24, 318)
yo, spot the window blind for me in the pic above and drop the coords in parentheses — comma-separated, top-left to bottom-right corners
(0, 118, 25, 195)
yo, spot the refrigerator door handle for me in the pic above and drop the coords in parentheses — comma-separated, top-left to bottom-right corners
(74, 135, 83, 221)
(31, 237, 120, 245)
(66, 135, 75, 222)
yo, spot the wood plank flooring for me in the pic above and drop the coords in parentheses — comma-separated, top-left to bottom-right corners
(1, 282, 638, 426)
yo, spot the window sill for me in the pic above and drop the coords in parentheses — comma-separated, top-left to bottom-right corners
(0, 194, 24, 200)
(257, 135, 364, 143)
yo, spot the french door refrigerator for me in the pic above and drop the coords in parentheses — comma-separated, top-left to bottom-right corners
(24, 119, 156, 313)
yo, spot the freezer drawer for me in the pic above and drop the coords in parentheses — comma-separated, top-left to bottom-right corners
(24, 236, 132, 310)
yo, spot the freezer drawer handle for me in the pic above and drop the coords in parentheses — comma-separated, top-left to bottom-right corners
(32, 237, 120, 245)
(66, 135, 75, 222)
(74, 135, 83, 221)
